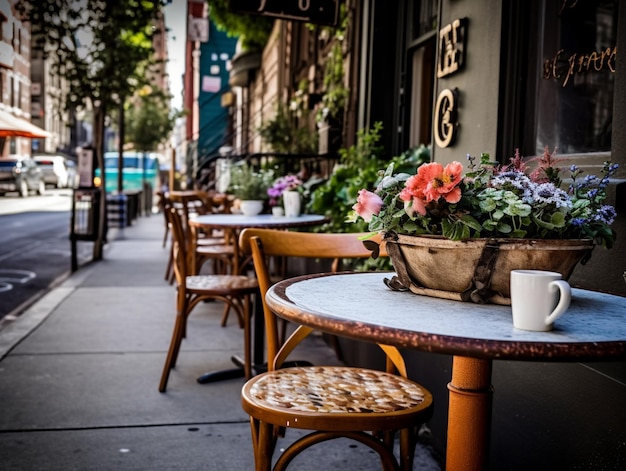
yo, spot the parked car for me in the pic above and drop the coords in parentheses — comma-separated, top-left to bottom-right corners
(0, 157, 46, 197)
(33, 154, 79, 189)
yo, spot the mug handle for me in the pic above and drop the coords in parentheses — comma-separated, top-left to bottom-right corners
(545, 280, 572, 326)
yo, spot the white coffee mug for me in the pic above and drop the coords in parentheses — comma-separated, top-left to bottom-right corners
(510, 270, 571, 331)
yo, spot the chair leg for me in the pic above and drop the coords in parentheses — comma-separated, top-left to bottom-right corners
(220, 295, 245, 329)
(162, 226, 169, 248)
(399, 427, 417, 471)
(220, 303, 232, 327)
(253, 419, 276, 471)
(159, 311, 186, 392)
(164, 246, 173, 282)
(243, 294, 252, 379)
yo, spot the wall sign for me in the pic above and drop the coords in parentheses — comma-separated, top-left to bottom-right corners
(188, 16, 209, 42)
(77, 147, 94, 188)
(434, 88, 458, 148)
(543, 46, 616, 88)
(437, 18, 468, 78)
(229, 0, 340, 27)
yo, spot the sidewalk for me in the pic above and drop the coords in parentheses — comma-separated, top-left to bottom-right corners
(0, 214, 441, 470)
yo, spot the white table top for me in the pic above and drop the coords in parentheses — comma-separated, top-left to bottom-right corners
(190, 213, 327, 228)
(266, 271, 626, 361)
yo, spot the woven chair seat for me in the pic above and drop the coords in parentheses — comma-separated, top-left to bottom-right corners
(196, 244, 234, 255)
(186, 274, 258, 293)
(196, 236, 228, 246)
(243, 366, 429, 427)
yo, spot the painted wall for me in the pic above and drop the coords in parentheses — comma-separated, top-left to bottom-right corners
(197, 20, 238, 158)
(432, 1, 502, 166)
(344, 1, 626, 469)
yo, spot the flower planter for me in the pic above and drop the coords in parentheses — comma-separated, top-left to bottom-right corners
(240, 200, 264, 216)
(382, 234, 594, 305)
(272, 206, 285, 217)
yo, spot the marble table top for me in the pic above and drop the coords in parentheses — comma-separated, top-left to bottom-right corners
(190, 213, 326, 229)
(266, 271, 626, 361)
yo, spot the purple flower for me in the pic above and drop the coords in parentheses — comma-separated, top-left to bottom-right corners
(267, 175, 303, 205)
(594, 205, 617, 225)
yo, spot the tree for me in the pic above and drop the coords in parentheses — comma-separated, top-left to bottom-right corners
(16, 0, 164, 259)
(208, 0, 273, 51)
(125, 88, 179, 152)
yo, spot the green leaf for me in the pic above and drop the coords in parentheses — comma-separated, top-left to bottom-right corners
(551, 212, 566, 227)
(496, 222, 512, 233)
(460, 214, 483, 231)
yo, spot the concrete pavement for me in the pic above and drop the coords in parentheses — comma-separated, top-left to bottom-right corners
(0, 213, 442, 470)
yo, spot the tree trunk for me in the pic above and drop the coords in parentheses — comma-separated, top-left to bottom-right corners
(117, 97, 125, 193)
(93, 103, 107, 260)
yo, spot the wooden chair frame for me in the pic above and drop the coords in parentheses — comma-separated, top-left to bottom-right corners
(158, 208, 258, 392)
(238, 229, 433, 470)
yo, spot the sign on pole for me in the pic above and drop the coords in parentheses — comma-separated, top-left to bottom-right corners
(229, 0, 340, 27)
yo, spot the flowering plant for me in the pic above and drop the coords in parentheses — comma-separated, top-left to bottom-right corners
(267, 174, 303, 206)
(352, 148, 618, 248)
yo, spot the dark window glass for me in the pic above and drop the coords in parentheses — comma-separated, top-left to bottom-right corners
(413, 0, 438, 39)
(530, 0, 617, 155)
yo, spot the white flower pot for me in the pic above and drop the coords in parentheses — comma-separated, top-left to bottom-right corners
(240, 200, 264, 216)
(272, 206, 285, 217)
(282, 190, 301, 217)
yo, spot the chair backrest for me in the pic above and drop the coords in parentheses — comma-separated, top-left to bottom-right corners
(167, 207, 191, 287)
(239, 229, 388, 370)
(159, 192, 172, 215)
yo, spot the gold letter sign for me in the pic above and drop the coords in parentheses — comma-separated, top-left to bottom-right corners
(437, 18, 468, 78)
(434, 88, 458, 148)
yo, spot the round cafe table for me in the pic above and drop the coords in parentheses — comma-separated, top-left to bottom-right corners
(189, 214, 327, 274)
(265, 271, 626, 471)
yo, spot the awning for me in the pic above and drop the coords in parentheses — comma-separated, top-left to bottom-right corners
(0, 109, 51, 138)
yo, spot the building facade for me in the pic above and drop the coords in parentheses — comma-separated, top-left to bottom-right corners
(227, 0, 624, 297)
(0, 0, 43, 158)
(225, 1, 625, 468)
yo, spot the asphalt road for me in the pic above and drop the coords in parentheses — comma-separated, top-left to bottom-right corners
(0, 189, 94, 321)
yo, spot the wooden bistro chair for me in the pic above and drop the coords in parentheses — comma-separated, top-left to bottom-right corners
(158, 207, 259, 392)
(238, 229, 434, 471)
(167, 191, 235, 277)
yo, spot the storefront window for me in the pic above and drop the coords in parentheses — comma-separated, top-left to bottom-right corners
(413, 0, 438, 40)
(531, 0, 617, 155)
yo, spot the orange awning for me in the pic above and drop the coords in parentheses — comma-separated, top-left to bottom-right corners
(0, 109, 51, 138)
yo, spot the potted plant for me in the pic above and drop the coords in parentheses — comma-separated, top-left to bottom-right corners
(352, 148, 619, 304)
(227, 162, 273, 216)
(267, 174, 303, 217)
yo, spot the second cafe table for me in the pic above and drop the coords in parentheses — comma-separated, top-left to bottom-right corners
(189, 214, 327, 274)
(265, 271, 626, 470)
(188, 213, 327, 383)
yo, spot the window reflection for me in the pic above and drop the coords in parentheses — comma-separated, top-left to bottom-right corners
(533, 0, 616, 155)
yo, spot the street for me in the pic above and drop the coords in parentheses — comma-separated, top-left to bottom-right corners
(0, 189, 94, 322)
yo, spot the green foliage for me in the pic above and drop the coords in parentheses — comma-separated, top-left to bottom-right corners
(17, 0, 162, 112)
(316, 8, 350, 123)
(308, 122, 430, 270)
(356, 150, 618, 249)
(308, 122, 383, 233)
(209, 0, 274, 51)
(258, 104, 318, 154)
(227, 162, 274, 200)
(308, 122, 431, 234)
(126, 89, 181, 151)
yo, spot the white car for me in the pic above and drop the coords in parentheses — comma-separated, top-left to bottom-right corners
(33, 154, 79, 189)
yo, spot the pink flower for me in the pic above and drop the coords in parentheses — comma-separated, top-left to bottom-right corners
(400, 162, 463, 215)
(353, 189, 383, 222)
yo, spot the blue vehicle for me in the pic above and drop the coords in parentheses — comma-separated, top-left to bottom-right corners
(98, 151, 160, 193)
